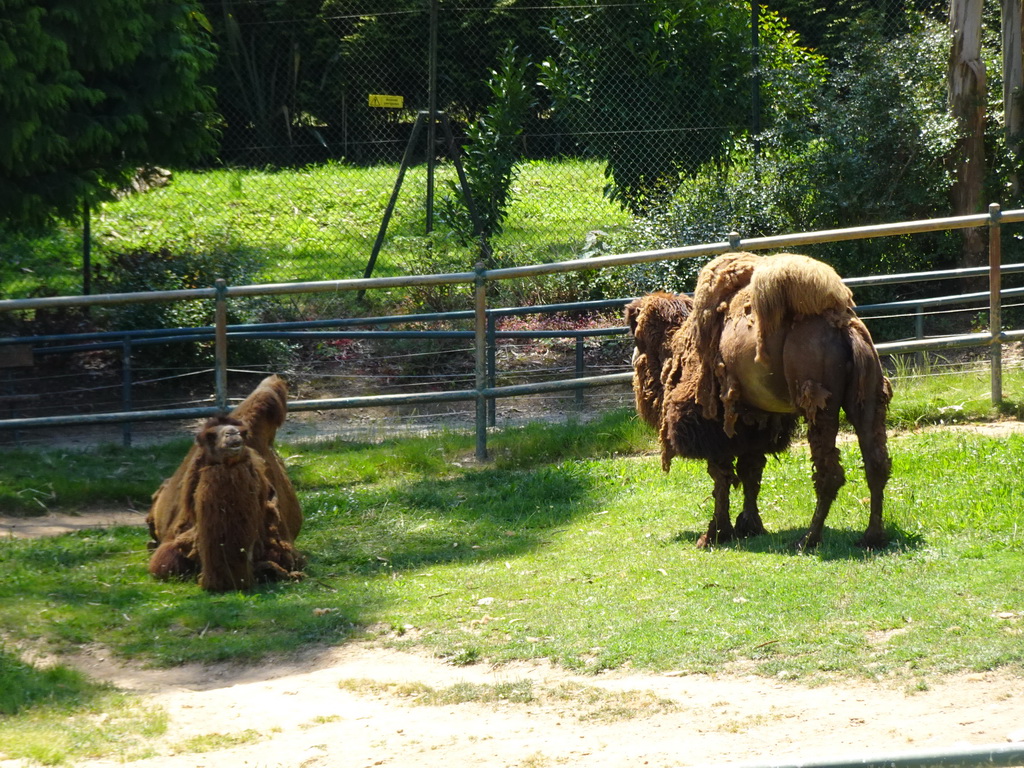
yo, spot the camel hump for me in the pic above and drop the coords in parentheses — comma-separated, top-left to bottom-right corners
(691, 252, 761, 320)
(232, 374, 289, 449)
(749, 253, 853, 331)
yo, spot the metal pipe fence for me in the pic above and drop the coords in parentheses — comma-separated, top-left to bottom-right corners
(704, 743, 1024, 768)
(2, 206, 1024, 459)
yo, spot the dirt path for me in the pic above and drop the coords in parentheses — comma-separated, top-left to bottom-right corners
(0, 509, 148, 539)
(27, 642, 1024, 768)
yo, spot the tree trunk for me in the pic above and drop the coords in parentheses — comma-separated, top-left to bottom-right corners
(949, 0, 987, 268)
(1004, 0, 1024, 195)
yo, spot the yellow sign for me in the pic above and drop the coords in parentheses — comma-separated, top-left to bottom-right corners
(368, 94, 404, 108)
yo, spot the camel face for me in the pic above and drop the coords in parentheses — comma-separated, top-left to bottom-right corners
(211, 424, 247, 463)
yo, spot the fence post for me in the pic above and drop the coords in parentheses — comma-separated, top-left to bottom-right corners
(474, 262, 489, 461)
(121, 336, 133, 447)
(574, 334, 585, 411)
(214, 279, 229, 412)
(486, 312, 497, 427)
(988, 203, 1002, 406)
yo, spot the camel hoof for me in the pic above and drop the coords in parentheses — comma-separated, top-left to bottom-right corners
(793, 533, 820, 552)
(856, 532, 888, 550)
(696, 529, 734, 549)
(734, 514, 766, 539)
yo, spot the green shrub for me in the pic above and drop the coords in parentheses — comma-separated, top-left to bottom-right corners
(612, 11, 961, 303)
(440, 45, 536, 255)
(93, 246, 291, 372)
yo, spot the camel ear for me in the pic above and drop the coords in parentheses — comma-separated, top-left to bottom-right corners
(195, 427, 208, 447)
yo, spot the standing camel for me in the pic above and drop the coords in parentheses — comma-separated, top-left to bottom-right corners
(627, 252, 892, 550)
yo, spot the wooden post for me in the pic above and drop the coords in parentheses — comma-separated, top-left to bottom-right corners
(215, 279, 229, 412)
(949, 0, 987, 269)
(474, 262, 488, 461)
(989, 204, 1003, 406)
(1003, 0, 1024, 194)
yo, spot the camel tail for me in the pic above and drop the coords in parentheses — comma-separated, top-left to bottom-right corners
(848, 317, 892, 412)
(750, 254, 854, 363)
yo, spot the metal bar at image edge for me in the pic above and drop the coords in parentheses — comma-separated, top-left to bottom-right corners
(692, 743, 1024, 768)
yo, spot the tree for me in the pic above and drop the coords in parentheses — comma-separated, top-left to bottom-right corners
(618, 10, 960, 296)
(542, 1, 752, 214)
(1001, 0, 1023, 195)
(439, 46, 535, 254)
(199, 0, 326, 165)
(316, 0, 555, 164)
(763, 0, 943, 58)
(949, 0, 987, 267)
(0, 0, 217, 229)
(542, 0, 824, 216)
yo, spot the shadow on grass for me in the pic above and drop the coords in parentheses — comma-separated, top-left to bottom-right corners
(0, 453, 605, 668)
(304, 461, 600, 575)
(0, 650, 104, 716)
(667, 522, 925, 560)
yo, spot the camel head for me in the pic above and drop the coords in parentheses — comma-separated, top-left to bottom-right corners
(625, 292, 692, 429)
(196, 417, 249, 465)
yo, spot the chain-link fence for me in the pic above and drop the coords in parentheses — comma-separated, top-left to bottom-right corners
(95, 1, 947, 292)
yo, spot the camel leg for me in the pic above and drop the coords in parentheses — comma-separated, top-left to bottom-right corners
(848, 400, 892, 549)
(148, 538, 198, 580)
(697, 458, 736, 548)
(797, 412, 845, 551)
(733, 452, 768, 538)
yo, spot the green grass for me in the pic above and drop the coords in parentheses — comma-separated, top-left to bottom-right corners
(886, 353, 1024, 426)
(0, 159, 632, 299)
(1, 393, 1022, 677)
(0, 649, 166, 765)
(0, 440, 191, 515)
(1, 372, 1023, 763)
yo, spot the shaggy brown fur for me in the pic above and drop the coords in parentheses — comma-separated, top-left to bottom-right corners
(749, 253, 854, 365)
(193, 418, 268, 591)
(146, 375, 304, 590)
(147, 417, 303, 591)
(228, 374, 302, 542)
(667, 252, 760, 422)
(627, 252, 892, 551)
(626, 290, 691, 430)
(147, 375, 302, 550)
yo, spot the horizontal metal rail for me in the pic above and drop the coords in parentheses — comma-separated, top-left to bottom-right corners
(0, 297, 633, 347)
(20, 326, 628, 357)
(4, 287, 1013, 359)
(0, 372, 633, 430)
(1, 206, 1021, 452)
(857, 285, 1024, 315)
(844, 261, 1024, 288)
(1, 324, 1010, 432)
(2, 278, 1018, 355)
